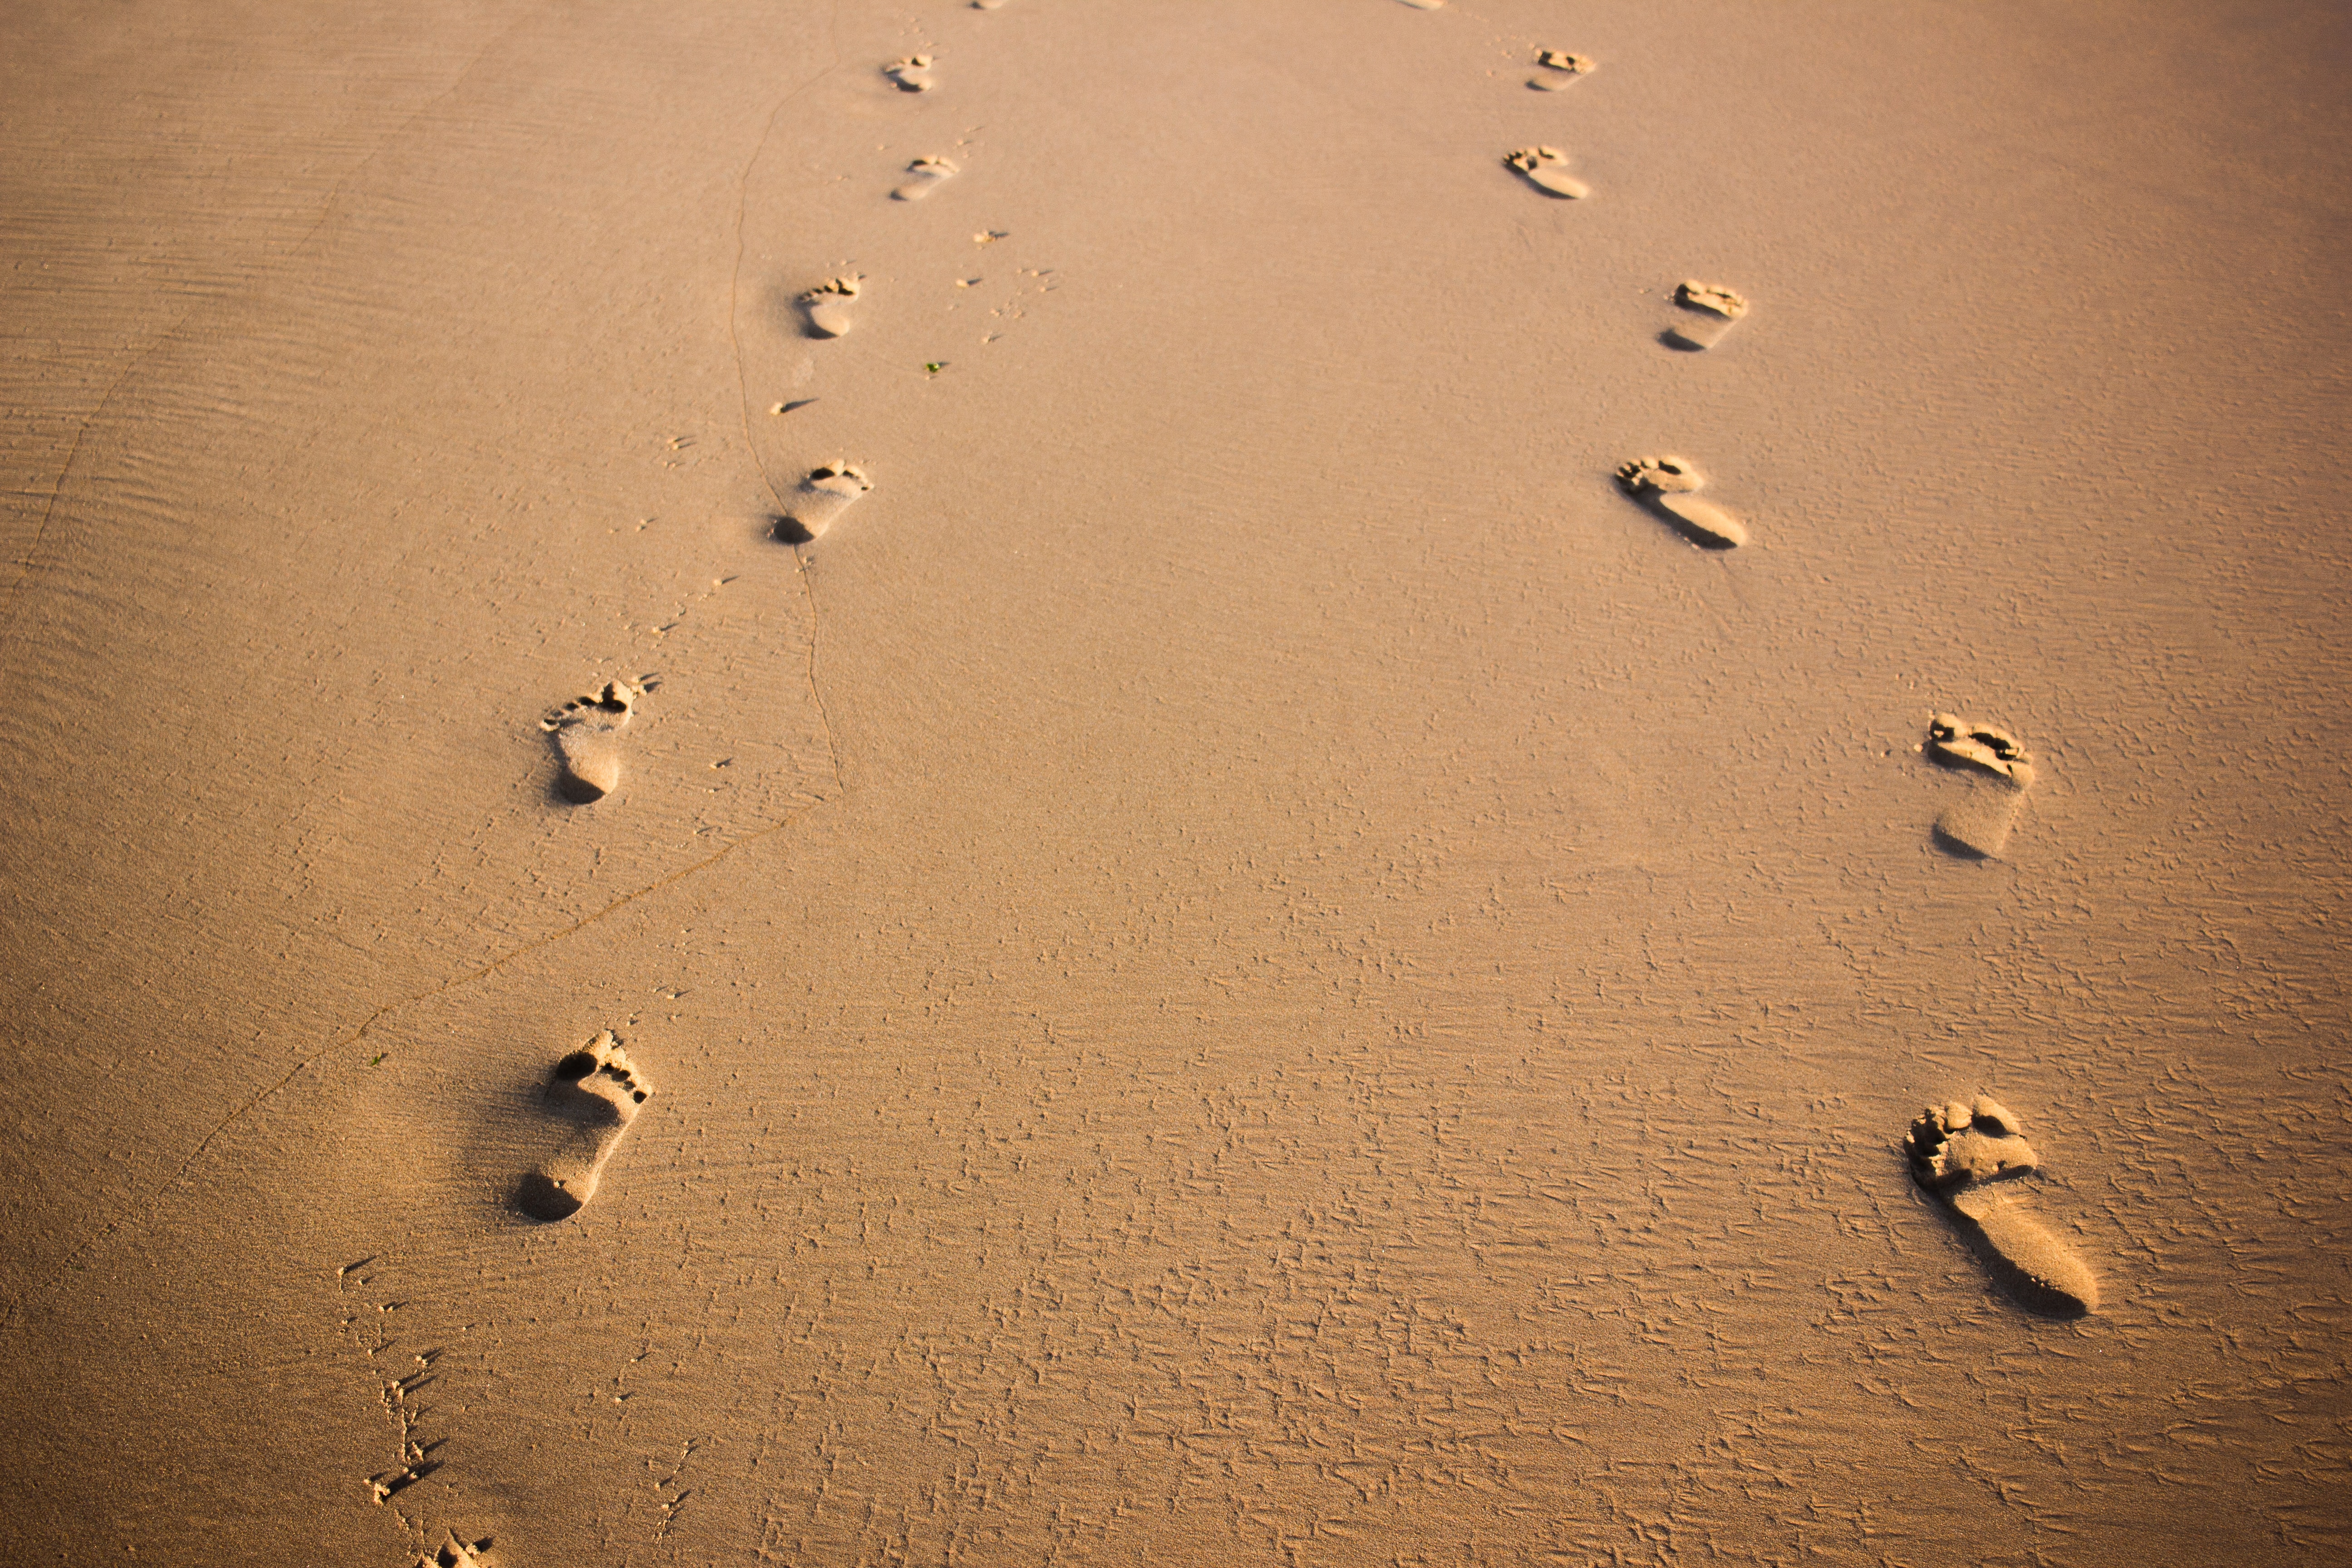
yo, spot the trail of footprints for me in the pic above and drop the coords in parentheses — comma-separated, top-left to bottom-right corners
(337, 1257, 495, 1563)
(451, 9, 2102, 1541)
(503, 8, 1003, 1254)
(1456, 15, 2086, 1309)
(1485, 38, 2042, 881)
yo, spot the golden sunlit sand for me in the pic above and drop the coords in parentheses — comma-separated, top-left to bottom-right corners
(1, 1, 2347, 1563)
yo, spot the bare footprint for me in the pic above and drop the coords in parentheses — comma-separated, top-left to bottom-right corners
(799, 275, 862, 339)
(1664, 280, 1750, 351)
(1506, 146, 1588, 199)
(1529, 50, 1594, 90)
(425, 1531, 495, 1568)
(541, 678, 649, 804)
(892, 156, 960, 201)
(515, 1031, 652, 1221)
(776, 462, 872, 543)
(884, 55, 936, 93)
(1906, 1096, 2099, 1316)
(1925, 711, 2036, 858)
(1612, 454, 1748, 549)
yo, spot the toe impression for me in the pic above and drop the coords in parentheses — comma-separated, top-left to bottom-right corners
(1905, 1097, 2097, 1316)
(1664, 281, 1749, 351)
(780, 462, 872, 542)
(1926, 714, 2036, 857)
(1529, 51, 1594, 90)
(542, 680, 645, 804)
(799, 276, 862, 338)
(1506, 147, 1589, 199)
(517, 1031, 652, 1221)
(893, 157, 959, 201)
(1614, 455, 1747, 549)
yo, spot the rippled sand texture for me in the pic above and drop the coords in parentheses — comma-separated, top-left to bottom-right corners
(2, 1, 2348, 1564)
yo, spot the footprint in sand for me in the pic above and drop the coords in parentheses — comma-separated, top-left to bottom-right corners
(892, 156, 960, 201)
(1397, 0, 1447, 10)
(541, 678, 650, 804)
(973, 0, 1009, 8)
(1924, 711, 2036, 858)
(775, 462, 872, 544)
(1613, 454, 1748, 549)
(799, 275, 862, 339)
(515, 1031, 652, 1221)
(1664, 280, 1750, 351)
(884, 55, 936, 93)
(1506, 146, 1588, 199)
(1906, 1096, 2099, 1316)
(428, 1531, 495, 1567)
(1529, 51, 1595, 90)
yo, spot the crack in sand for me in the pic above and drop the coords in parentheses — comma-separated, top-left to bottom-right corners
(2, 405, 98, 634)
(728, 51, 851, 796)
(796, 556, 849, 788)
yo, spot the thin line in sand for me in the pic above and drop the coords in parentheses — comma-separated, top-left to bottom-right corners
(0, 792, 830, 1338)
(2, 409, 97, 632)
(4, 42, 861, 1338)
(726, 41, 850, 793)
(0, 13, 536, 647)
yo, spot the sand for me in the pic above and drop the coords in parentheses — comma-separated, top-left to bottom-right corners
(2, 0, 2348, 1563)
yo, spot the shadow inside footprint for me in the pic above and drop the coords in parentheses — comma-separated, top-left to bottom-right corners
(1906, 1096, 2098, 1317)
(798, 275, 862, 339)
(779, 462, 872, 542)
(514, 1031, 653, 1221)
(1506, 146, 1588, 199)
(1924, 712, 2035, 858)
(542, 678, 650, 804)
(1662, 280, 1749, 351)
(1529, 50, 1594, 90)
(883, 55, 936, 92)
(1612, 454, 1747, 549)
(431, 1532, 495, 1568)
(892, 157, 959, 201)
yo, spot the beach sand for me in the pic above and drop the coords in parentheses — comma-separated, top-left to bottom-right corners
(2, 0, 2348, 1562)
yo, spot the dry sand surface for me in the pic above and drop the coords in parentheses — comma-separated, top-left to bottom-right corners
(3, 0, 2349, 1562)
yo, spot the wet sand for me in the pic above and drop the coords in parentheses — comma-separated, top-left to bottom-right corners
(2, 1, 2348, 1563)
